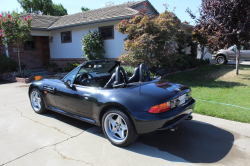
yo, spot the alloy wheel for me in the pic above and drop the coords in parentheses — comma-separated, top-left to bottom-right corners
(104, 113, 128, 143)
(31, 91, 42, 112)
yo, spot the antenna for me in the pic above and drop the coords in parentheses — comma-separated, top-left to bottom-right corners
(139, 81, 141, 95)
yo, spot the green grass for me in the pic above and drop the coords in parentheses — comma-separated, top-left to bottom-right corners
(164, 64, 250, 123)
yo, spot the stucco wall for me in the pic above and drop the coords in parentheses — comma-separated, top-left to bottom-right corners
(49, 21, 127, 60)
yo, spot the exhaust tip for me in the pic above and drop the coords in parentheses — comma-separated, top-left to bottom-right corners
(170, 126, 178, 131)
(186, 115, 193, 120)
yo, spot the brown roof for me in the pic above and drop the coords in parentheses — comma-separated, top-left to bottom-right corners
(20, 14, 60, 30)
(22, 0, 159, 30)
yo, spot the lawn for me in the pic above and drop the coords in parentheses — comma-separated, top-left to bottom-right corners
(164, 64, 250, 123)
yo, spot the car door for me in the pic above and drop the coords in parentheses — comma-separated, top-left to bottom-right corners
(228, 46, 237, 60)
(54, 67, 94, 118)
(241, 46, 250, 60)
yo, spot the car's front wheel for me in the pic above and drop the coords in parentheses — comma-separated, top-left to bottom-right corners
(216, 55, 227, 64)
(30, 88, 47, 114)
(102, 108, 138, 147)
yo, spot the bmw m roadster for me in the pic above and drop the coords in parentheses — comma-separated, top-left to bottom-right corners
(29, 60, 195, 146)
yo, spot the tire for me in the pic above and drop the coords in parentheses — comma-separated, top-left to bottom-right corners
(102, 108, 138, 147)
(29, 88, 48, 114)
(216, 55, 227, 64)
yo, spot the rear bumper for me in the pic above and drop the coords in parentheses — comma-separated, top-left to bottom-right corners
(212, 55, 216, 60)
(131, 98, 195, 134)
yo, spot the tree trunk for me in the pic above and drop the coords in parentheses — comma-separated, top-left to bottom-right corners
(17, 45, 23, 78)
(236, 45, 241, 75)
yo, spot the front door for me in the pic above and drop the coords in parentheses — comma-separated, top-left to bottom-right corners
(41, 36, 50, 65)
(54, 83, 95, 118)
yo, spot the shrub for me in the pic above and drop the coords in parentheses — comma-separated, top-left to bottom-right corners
(44, 63, 58, 70)
(0, 53, 18, 73)
(123, 65, 155, 77)
(11, 69, 32, 78)
(122, 66, 134, 77)
(81, 30, 105, 61)
(64, 62, 81, 72)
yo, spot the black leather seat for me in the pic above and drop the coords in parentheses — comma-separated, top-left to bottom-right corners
(104, 66, 129, 88)
(128, 67, 139, 83)
(139, 64, 151, 82)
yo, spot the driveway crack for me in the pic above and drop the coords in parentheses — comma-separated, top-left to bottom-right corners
(1, 131, 90, 166)
(54, 133, 93, 165)
(4, 105, 72, 137)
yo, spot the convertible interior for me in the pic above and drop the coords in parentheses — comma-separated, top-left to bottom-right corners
(71, 60, 155, 89)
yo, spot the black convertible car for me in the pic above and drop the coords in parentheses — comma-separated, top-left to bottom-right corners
(29, 60, 195, 146)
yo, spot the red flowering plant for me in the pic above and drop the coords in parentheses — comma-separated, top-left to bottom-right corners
(0, 13, 32, 77)
(116, 4, 183, 68)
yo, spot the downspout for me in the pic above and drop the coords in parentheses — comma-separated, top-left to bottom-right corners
(4, 37, 9, 57)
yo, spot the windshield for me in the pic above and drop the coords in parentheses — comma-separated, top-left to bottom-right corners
(228, 46, 235, 50)
(79, 61, 118, 74)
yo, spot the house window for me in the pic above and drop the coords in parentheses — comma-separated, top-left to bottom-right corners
(99, 25, 114, 40)
(24, 36, 36, 50)
(61, 31, 72, 43)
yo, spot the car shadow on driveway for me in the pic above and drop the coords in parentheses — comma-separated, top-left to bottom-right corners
(41, 112, 234, 164)
(130, 120, 234, 163)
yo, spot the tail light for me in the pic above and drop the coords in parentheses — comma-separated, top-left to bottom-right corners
(148, 101, 171, 113)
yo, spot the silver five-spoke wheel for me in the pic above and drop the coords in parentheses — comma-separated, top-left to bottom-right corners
(31, 91, 42, 112)
(104, 113, 128, 143)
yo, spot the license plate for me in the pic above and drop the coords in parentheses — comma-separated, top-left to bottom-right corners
(179, 94, 186, 105)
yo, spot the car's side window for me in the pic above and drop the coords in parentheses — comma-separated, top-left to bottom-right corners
(63, 67, 79, 84)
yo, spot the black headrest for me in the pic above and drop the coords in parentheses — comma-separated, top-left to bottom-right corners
(128, 67, 139, 83)
(139, 64, 150, 82)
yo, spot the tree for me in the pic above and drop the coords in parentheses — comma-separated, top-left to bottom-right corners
(81, 30, 105, 61)
(50, 4, 67, 16)
(0, 13, 32, 77)
(192, 32, 211, 59)
(116, 3, 183, 67)
(81, 7, 90, 12)
(17, 0, 67, 16)
(187, 0, 250, 75)
(105, 1, 115, 7)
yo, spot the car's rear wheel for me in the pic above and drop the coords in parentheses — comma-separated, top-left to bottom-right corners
(30, 88, 47, 114)
(102, 108, 138, 147)
(216, 55, 227, 64)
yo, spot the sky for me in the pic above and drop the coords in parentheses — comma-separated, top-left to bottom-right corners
(0, 0, 201, 25)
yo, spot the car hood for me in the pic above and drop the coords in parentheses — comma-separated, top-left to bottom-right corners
(139, 80, 190, 103)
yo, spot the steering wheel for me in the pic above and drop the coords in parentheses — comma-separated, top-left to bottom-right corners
(80, 73, 96, 86)
(139, 64, 150, 82)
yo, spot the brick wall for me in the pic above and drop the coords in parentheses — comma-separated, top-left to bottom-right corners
(0, 36, 43, 69)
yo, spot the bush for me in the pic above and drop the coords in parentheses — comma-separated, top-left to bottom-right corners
(44, 63, 58, 70)
(122, 66, 134, 77)
(0, 53, 18, 73)
(11, 69, 32, 78)
(122, 65, 156, 77)
(81, 30, 105, 61)
(64, 62, 81, 72)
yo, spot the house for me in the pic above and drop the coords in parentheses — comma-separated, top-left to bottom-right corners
(0, 0, 193, 69)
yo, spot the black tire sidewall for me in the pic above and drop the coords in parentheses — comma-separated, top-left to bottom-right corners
(216, 56, 226, 64)
(29, 88, 47, 114)
(102, 108, 138, 147)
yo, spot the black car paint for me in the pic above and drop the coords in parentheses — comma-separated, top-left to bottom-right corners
(29, 77, 195, 134)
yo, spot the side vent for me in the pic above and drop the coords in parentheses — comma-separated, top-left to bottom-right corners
(43, 85, 55, 93)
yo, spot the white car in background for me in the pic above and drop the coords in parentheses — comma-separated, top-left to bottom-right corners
(212, 45, 250, 64)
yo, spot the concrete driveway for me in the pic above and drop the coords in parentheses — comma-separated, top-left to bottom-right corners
(0, 81, 250, 166)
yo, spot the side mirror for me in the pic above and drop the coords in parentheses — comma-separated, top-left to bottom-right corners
(64, 79, 73, 88)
